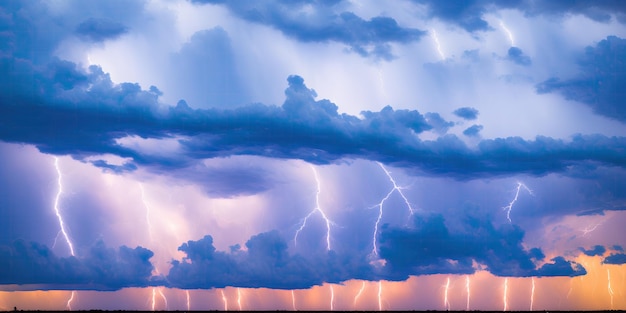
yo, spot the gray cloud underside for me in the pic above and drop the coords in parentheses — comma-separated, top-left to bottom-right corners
(1, 60, 625, 179)
(0, 240, 154, 290)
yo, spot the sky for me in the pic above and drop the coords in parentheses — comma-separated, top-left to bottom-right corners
(1, 0, 626, 310)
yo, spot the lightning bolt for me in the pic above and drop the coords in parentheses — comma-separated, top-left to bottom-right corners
(237, 288, 243, 311)
(499, 20, 515, 46)
(53, 157, 78, 310)
(607, 269, 614, 309)
(430, 28, 445, 60)
(139, 184, 170, 311)
(371, 163, 416, 256)
(66, 291, 75, 310)
(503, 182, 532, 223)
(220, 290, 228, 311)
(291, 290, 297, 311)
(530, 277, 536, 311)
(444, 276, 451, 311)
(330, 284, 335, 311)
(466, 275, 471, 311)
(378, 281, 383, 311)
(53, 157, 75, 256)
(503, 278, 509, 311)
(186, 290, 191, 311)
(294, 165, 333, 251)
(581, 221, 603, 237)
(353, 281, 366, 307)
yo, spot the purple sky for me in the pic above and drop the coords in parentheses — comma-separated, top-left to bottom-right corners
(1, 0, 625, 310)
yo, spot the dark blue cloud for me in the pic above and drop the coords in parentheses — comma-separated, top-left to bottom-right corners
(537, 36, 626, 123)
(377, 212, 583, 279)
(579, 245, 606, 256)
(507, 47, 532, 66)
(413, 0, 626, 32)
(189, 0, 425, 60)
(0, 239, 154, 290)
(463, 124, 483, 137)
(75, 18, 128, 42)
(453, 107, 479, 120)
(535, 256, 587, 277)
(603, 253, 626, 265)
(2, 60, 626, 181)
(167, 231, 372, 289)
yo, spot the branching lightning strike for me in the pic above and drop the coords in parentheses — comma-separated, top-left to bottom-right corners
(291, 290, 297, 311)
(503, 182, 532, 223)
(294, 165, 333, 251)
(371, 163, 416, 256)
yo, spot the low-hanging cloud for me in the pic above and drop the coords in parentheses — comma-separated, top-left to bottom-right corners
(0, 239, 154, 290)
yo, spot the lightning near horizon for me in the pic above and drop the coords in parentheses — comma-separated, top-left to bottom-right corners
(530, 277, 536, 311)
(444, 276, 451, 311)
(466, 275, 471, 311)
(220, 290, 228, 311)
(294, 164, 333, 251)
(353, 281, 366, 307)
(608, 269, 614, 309)
(503, 278, 509, 311)
(53, 157, 78, 311)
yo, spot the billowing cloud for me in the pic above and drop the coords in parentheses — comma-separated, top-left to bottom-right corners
(604, 253, 626, 265)
(377, 211, 584, 280)
(188, 0, 425, 59)
(167, 231, 371, 289)
(0, 239, 154, 290)
(580, 245, 607, 256)
(1, 59, 626, 180)
(537, 36, 626, 123)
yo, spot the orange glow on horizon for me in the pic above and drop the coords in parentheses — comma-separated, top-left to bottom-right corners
(0, 254, 624, 310)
